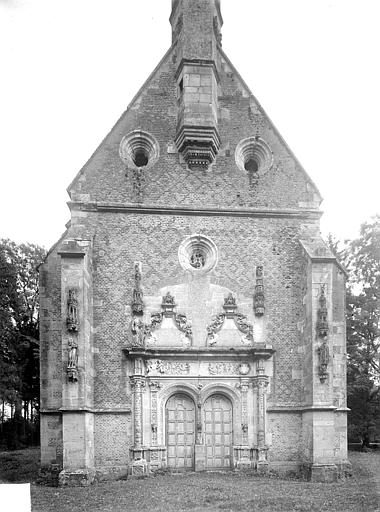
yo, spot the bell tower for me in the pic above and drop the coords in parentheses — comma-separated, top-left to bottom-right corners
(171, 0, 222, 169)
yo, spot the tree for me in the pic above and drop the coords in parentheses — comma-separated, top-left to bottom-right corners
(344, 216, 380, 444)
(0, 239, 46, 447)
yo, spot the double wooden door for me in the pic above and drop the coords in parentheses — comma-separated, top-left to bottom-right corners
(166, 393, 233, 471)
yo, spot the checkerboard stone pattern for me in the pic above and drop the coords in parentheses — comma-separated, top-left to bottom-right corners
(39, 0, 350, 485)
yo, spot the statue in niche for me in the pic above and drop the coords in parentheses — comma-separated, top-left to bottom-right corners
(66, 289, 79, 332)
(316, 284, 329, 339)
(318, 341, 330, 382)
(132, 263, 144, 315)
(67, 339, 78, 382)
(254, 266, 265, 316)
(131, 318, 145, 348)
(190, 250, 205, 269)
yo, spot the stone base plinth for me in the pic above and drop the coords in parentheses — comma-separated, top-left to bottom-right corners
(130, 458, 148, 476)
(257, 461, 269, 474)
(302, 463, 338, 483)
(58, 469, 96, 487)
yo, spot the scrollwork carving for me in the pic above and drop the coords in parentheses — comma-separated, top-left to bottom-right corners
(147, 360, 190, 375)
(174, 313, 193, 342)
(206, 313, 225, 345)
(234, 313, 254, 341)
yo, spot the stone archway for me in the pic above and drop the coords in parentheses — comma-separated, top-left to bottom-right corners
(204, 394, 233, 469)
(166, 393, 196, 471)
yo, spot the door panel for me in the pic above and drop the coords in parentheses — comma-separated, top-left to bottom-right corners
(166, 394, 195, 470)
(204, 394, 233, 469)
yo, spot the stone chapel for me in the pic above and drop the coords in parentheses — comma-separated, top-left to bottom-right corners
(39, 0, 350, 485)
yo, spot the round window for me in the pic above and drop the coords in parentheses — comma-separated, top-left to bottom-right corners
(178, 235, 218, 273)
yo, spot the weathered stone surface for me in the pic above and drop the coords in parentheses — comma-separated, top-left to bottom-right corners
(40, 0, 348, 484)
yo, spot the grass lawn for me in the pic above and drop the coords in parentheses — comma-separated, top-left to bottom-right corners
(1, 448, 379, 511)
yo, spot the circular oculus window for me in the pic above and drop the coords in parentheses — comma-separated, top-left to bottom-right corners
(178, 235, 218, 273)
(119, 130, 160, 169)
(235, 136, 273, 176)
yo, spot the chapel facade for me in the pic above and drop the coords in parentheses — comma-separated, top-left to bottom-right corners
(39, 0, 350, 485)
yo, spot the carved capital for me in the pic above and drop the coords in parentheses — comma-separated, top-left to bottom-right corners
(130, 376, 146, 392)
(148, 380, 162, 392)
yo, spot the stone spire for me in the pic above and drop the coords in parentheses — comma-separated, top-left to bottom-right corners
(170, 0, 223, 170)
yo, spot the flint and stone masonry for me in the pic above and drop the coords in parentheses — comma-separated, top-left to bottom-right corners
(39, 0, 350, 485)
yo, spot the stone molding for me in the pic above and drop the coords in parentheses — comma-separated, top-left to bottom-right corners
(68, 201, 322, 219)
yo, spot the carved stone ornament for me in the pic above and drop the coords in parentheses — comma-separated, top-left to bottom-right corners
(161, 291, 176, 317)
(206, 293, 254, 345)
(213, 15, 222, 46)
(130, 313, 163, 348)
(234, 314, 254, 341)
(316, 284, 330, 382)
(66, 289, 79, 332)
(174, 313, 193, 342)
(318, 341, 329, 383)
(254, 266, 265, 316)
(67, 338, 78, 382)
(206, 313, 225, 345)
(147, 360, 190, 375)
(223, 293, 237, 317)
(316, 284, 329, 339)
(190, 250, 205, 269)
(131, 318, 146, 348)
(208, 362, 240, 375)
(131, 262, 144, 315)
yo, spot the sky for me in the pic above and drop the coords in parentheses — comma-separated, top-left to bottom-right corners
(0, 0, 379, 250)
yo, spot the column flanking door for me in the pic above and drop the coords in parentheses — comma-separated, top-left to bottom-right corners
(204, 394, 233, 469)
(166, 394, 195, 470)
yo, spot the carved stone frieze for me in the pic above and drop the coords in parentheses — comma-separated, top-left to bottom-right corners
(208, 362, 241, 375)
(147, 360, 190, 375)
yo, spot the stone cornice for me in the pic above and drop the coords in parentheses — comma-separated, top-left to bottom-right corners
(267, 405, 341, 413)
(68, 201, 322, 220)
(123, 345, 274, 360)
(40, 408, 131, 414)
